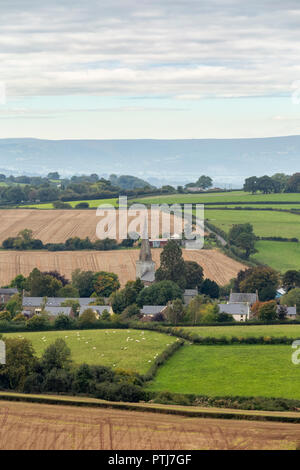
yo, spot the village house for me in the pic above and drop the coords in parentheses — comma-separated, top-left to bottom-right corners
(140, 305, 168, 321)
(0, 288, 18, 304)
(279, 305, 297, 319)
(183, 289, 198, 305)
(149, 238, 169, 248)
(22, 297, 93, 316)
(218, 290, 259, 322)
(218, 302, 251, 322)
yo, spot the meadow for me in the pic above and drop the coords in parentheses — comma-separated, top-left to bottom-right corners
(253, 241, 300, 272)
(181, 324, 300, 339)
(134, 191, 300, 205)
(5, 329, 177, 374)
(147, 344, 300, 399)
(205, 209, 300, 238)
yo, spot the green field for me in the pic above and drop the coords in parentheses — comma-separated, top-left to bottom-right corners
(253, 241, 300, 272)
(205, 209, 300, 238)
(134, 191, 300, 205)
(147, 344, 300, 399)
(182, 324, 300, 339)
(21, 198, 118, 209)
(5, 329, 176, 374)
(206, 204, 300, 210)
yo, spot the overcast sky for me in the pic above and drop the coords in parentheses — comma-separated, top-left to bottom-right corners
(0, 0, 300, 139)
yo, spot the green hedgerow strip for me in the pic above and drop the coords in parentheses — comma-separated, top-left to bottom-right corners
(142, 339, 184, 382)
(129, 322, 300, 345)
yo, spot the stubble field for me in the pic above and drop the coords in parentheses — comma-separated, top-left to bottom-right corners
(0, 247, 245, 287)
(0, 400, 299, 450)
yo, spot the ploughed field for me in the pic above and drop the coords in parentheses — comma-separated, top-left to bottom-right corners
(5, 329, 177, 375)
(1, 400, 299, 450)
(0, 248, 245, 287)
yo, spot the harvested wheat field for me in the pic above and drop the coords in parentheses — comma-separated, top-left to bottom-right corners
(0, 248, 245, 287)
(0, 401, 298, 450)
(0, 209, 186, 243)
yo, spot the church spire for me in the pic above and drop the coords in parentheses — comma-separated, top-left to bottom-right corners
(139, 216, 152, 262)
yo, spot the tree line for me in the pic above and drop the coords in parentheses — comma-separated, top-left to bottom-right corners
(244, 173, 300, 194)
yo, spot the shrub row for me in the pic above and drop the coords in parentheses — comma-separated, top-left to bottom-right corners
(0, 319, 131, 333)
(258, 236, 299, 242)
(151, 391, 300, 413)
(130, 323, 300, 345)
(142, 339, 184, 382)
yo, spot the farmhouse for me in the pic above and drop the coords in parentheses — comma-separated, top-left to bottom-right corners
(218, 302, 251, 322)
(218, 290, 259, 322)
(22, 297, 93, 315)
(183, 289, 198, 305)
(279, 305, 297, 319)
(149, 238, 169, 248)
(0, 288, 18, 304)
(140, 305, 168, 321)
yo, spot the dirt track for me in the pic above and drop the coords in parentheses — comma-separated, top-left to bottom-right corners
(0, 400, 298, 450)
(0, 248, 245, 286)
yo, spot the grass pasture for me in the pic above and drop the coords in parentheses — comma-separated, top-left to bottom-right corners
(147, 344, 300, 399)
(253, 241, 300, 272)
(181, 324, 300, 340)
(205, 209, 300, 239)
(134, 191, 300, 206)
(5, 329, 177, 374)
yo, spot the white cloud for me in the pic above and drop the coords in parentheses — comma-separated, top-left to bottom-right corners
(0, 1, 300, 100)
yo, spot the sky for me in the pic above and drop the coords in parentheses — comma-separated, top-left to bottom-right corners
(0, 0, 300, 140)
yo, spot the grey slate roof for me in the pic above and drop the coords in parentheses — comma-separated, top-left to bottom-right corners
(218, 303, 250, 315)
(22, 297, 92, 307)
(0, 288, 18, 295)
(279, 306, 297, 316)
(43, 306, 72, 317)
(141, 305, 167, 315)
(79, 306, 110, 316)
(229, 293, 258, 304)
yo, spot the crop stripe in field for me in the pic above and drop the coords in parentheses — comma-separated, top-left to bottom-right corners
(0, 392, 300, 424)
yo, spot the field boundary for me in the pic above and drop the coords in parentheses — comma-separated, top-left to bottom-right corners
(0, 391, 300, 423)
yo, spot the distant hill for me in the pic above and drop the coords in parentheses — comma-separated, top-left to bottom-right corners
(0, 136, 299, 186)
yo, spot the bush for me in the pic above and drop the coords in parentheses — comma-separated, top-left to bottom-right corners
(75, 202, 89, 209)
(26, 315, 50, 330)
(94, 382, 147, 402)
(54, 314, 76, 330)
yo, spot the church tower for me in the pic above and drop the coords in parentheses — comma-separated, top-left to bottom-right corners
(136, 218, 156, 285)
